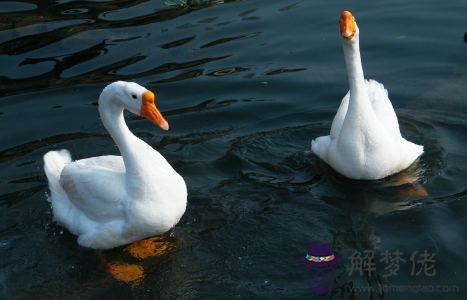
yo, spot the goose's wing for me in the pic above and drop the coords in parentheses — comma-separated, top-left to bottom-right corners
(312, 91, 349, 159)
(330, 81, 401, 141)
(365, 80, 401, 140)
(330, 91, 350, 140)
(59, 155, 127, 222)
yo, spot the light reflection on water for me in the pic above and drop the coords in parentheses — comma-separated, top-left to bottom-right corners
(1, 0, 467, 299)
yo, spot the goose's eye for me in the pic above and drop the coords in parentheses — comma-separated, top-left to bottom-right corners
(131, 94, 137, 99)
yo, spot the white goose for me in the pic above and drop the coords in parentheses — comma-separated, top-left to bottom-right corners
(311, 11, 423, 180)
(43, 81, 187, 250)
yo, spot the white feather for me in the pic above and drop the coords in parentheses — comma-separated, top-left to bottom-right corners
(311, 14, 423, 180)
(44, 81, 187, 249)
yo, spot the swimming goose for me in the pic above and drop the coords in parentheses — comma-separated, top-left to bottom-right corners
(44, 81, 187, 250)
(311, 11, 423, 180)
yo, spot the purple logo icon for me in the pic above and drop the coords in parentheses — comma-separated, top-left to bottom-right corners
(300, 242, 341, 295)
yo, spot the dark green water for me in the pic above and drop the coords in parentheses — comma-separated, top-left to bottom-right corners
(1, 0, 467, 299)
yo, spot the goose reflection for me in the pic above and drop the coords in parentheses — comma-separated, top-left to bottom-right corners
(315, 160, 428, 251)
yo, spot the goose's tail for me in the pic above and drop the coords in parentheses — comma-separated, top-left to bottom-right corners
(43, 149, 71, 191)
(44, 149, 75, 227)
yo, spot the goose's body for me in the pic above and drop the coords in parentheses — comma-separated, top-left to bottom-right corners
(44, 81, 187, 250)
(311, 11, 423, 180)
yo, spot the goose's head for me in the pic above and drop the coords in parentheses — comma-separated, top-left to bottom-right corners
(100, 81, 169, 130)
(339, 11, 358, 40)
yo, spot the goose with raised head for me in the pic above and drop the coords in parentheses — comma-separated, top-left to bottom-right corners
(43, 81, 187, 250)
(311, 11, 423, 180)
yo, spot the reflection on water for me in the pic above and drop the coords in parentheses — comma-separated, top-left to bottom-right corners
(320, 161, 428, 250)
(0, 0, 239, 97)
(98, 235, 174, 284)
(1, 0, 467, 299)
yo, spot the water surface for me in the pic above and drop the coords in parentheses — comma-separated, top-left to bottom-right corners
(1, 0, 467, 299)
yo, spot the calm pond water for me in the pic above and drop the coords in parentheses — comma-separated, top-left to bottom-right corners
(1, 0, 467, 299)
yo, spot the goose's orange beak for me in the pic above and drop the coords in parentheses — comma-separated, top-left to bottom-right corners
(140, 91, 169, 130)
(340, 11, 356, 39)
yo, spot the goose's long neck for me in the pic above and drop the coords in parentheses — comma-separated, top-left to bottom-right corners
(343, 34, 369, 106)
(98, 100, 142, 176)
